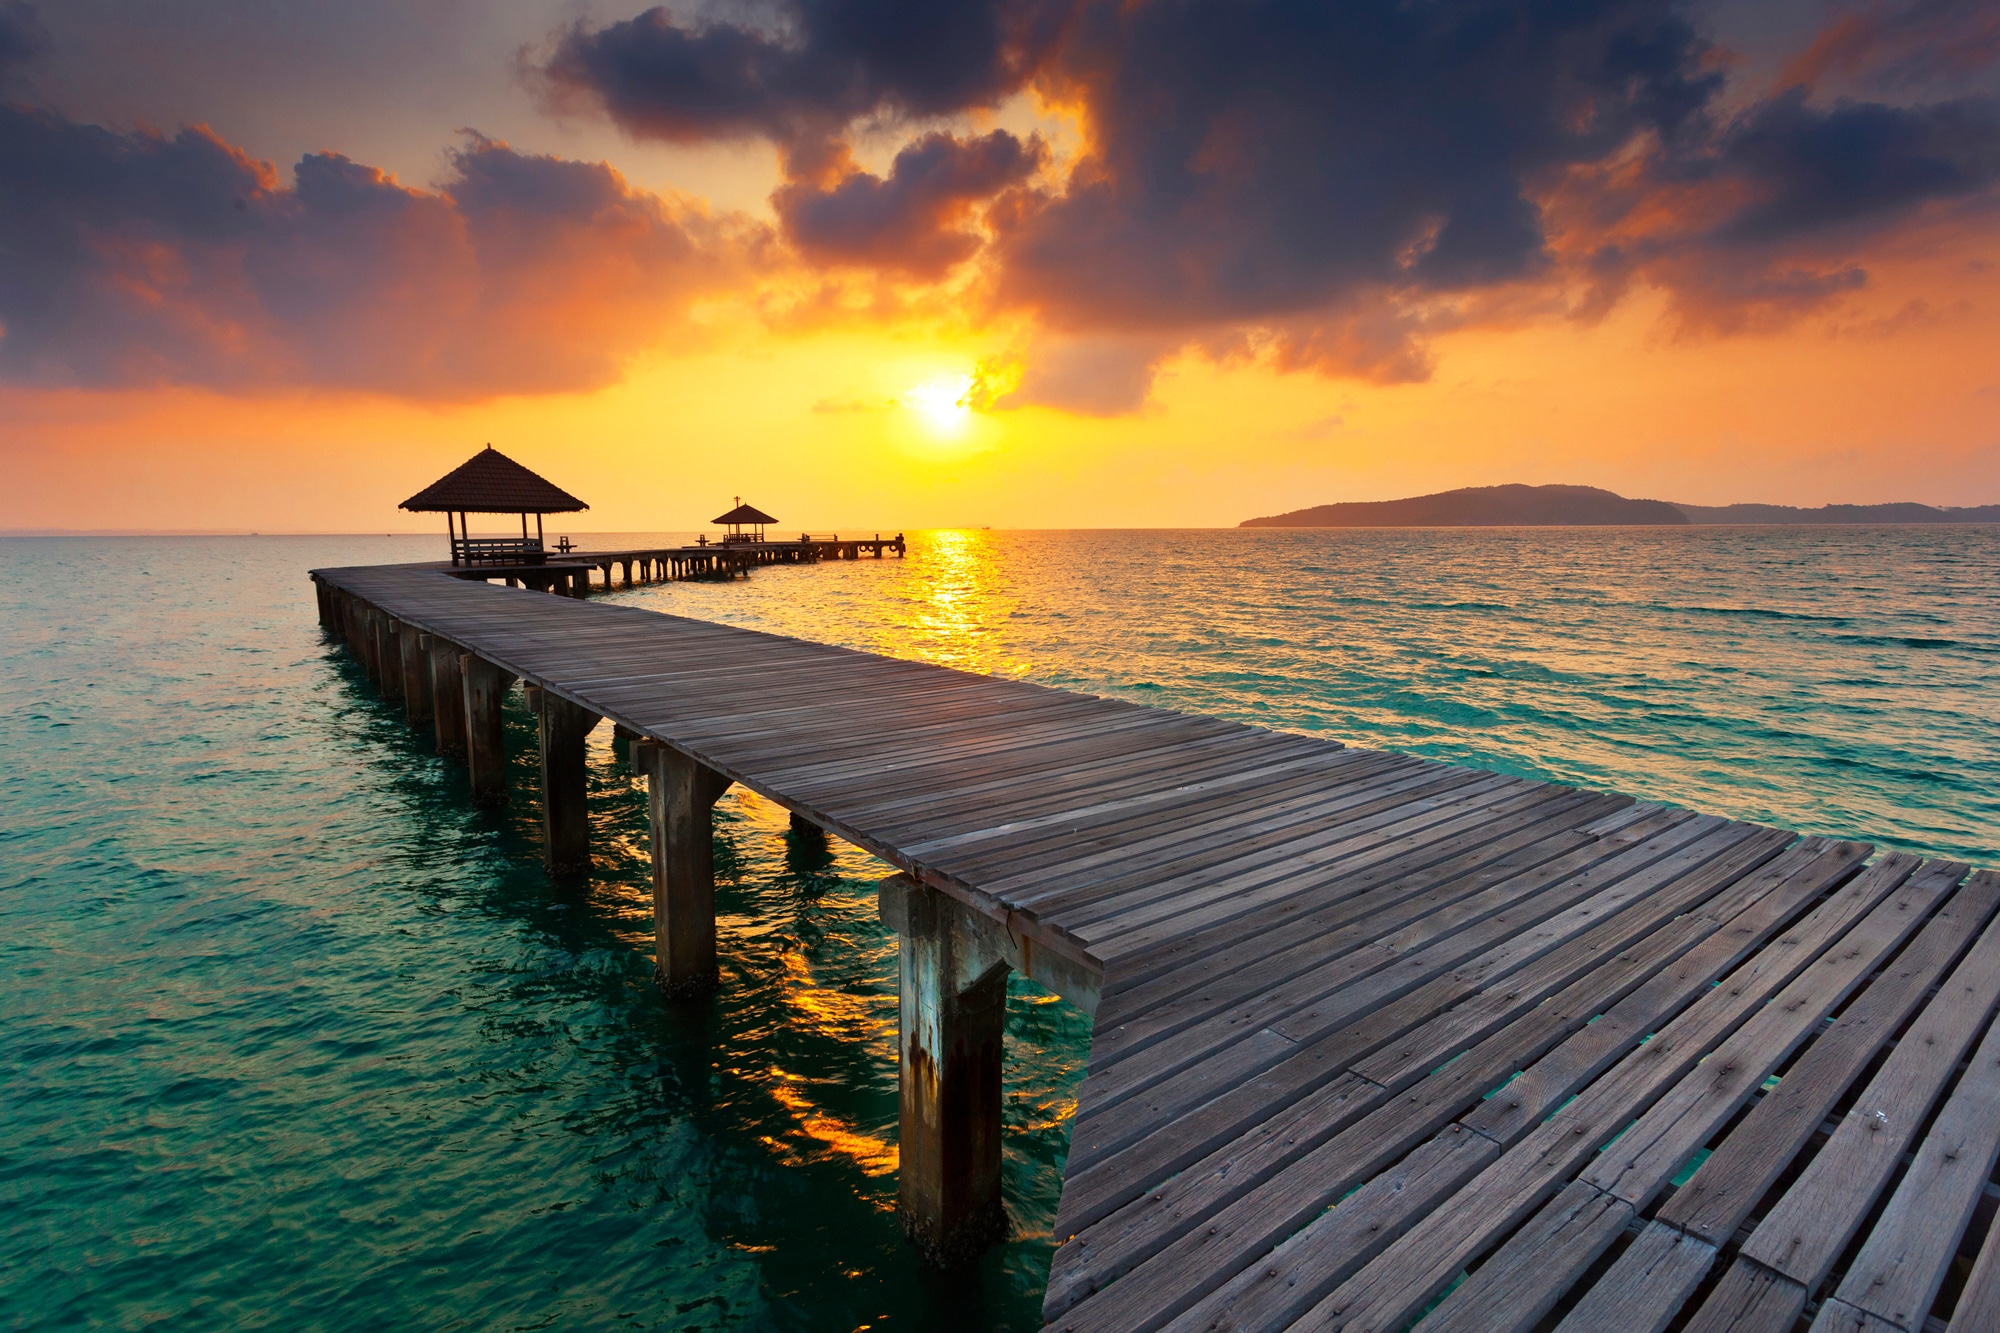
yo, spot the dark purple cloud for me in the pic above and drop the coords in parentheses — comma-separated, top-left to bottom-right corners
(1780, 0, 2000, 98)
(1709, 90, 2000, 243)
(538, 0, 2000, 392)
(774, 129, 1042, 275)
(0, 1, 42, 88)
(535, 0, 1068, 152)
(0, 110, 762, 394)
(991, 0, 1720, 334)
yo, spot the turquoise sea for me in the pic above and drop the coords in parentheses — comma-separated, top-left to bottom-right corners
(4, 527, 1997, 1330)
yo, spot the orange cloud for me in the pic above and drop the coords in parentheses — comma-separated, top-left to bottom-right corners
(0, 113, 770, 398)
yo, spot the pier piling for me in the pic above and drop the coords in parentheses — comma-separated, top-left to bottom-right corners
(400, 626, 433, 727)
(428, 640, 466, 757)
(880, 875, 1009, 1267)
(537, 692, 600, 874)
(375, 616, 404, 702)
(461, 655, 513, 806)
(358, 607, 383, 686)
(639, 742, 732, 997)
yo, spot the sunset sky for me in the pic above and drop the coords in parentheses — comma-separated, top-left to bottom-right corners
(2, 0, 1997, 532)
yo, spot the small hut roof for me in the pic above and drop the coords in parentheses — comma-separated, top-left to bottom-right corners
(713, 502, 778, 525)
(400, 446, 589, 514)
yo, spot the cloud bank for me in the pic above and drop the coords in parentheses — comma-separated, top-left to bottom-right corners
(0, 56, 764, 395)
(539, 0, 2000, 404)
(2, 0, 1997, 406)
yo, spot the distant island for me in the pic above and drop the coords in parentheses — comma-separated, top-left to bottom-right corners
(1240, 484, 2000, 527)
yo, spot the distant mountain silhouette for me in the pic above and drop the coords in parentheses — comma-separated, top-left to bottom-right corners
(1241, 484, 2000, 527)
(1241, 484, 1687, 527)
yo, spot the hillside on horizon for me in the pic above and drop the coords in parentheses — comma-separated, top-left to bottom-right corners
(1241, 484, 2000, 528)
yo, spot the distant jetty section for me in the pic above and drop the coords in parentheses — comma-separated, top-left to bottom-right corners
(1242, 482, 2000, 527)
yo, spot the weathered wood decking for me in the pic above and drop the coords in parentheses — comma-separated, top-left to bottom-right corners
(310, 560, 2000, 1333)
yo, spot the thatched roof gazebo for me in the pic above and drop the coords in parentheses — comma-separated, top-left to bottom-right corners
(401, 445, 588, 565)
(713, 498, 778, 544)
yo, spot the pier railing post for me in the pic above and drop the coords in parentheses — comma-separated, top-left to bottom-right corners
(879, 875, 1010, 1267)
(636, 741, 732, 997)
(461, 654, 515, 806)
(536, 690, 601, 874)
(399, 625, 433, 727)
(429, 639, 466, 757)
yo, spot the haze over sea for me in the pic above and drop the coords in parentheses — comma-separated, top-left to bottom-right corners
(5, 526, 1997, 1331)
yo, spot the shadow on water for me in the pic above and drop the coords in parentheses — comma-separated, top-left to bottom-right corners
(317, 635, 1086, 1331)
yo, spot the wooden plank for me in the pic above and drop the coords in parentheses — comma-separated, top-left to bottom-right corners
(1278, 844, 1895, 1333)
(1549, 1221, 1718, 1333)
(1070, 815, 1751, 1143)
(1082, 792, 1624, 1070)
(1090, 791, 1626, 1024)
(1058, 776, 1560, 942)
(1046, 836, 1854, 1331)
(1410, 854, 1948, 1333)
(1661, 859, 1984, 1242)
(1808, 1299, 1910, 1333)
(1948, 1199, 2000, 1332)
(1817, 967, 2000, 1329)
(1676, 1257, 1810, 1333)
(1141, 835, 1853, 1333)
(956, 755, 1460, 897)
(966, 760, 1471, 907)
(1095, 799, 1652, 1004)
(1155, 1125, 1501, 1333)
(1419, 1179, 1634, 1333)
(1060, 817, 1743, 1184)
(1074, 783, 1614, 969)
(1741, 872, 2000, 1293)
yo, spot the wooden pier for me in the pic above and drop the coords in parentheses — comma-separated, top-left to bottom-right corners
(309, 558, 2000, 1333)
(442, 534, 906, 596)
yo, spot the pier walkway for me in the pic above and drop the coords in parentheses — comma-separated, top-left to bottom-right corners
(309, 559, 2000, 1333)
(450, 534, 906, 595)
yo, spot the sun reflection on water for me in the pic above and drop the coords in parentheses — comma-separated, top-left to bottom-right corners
(903, 528, 1032, 678)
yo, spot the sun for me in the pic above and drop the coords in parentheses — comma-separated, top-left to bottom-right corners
(903, 374, 974, 436)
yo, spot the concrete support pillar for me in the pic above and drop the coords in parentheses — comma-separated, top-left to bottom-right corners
(428, 640, 466, 758)
(461, 654, 514, 807)
(879, 875, 1011, 1267)
(637, 741, 732, 997)
(537, 691, 600, 874)
(611, 723, 640, 765)
(789, 810, 823, 839)
(399, 625, 433, 727)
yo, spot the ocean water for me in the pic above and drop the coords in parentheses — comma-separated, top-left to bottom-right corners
(3, 527, 1996, 1331)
